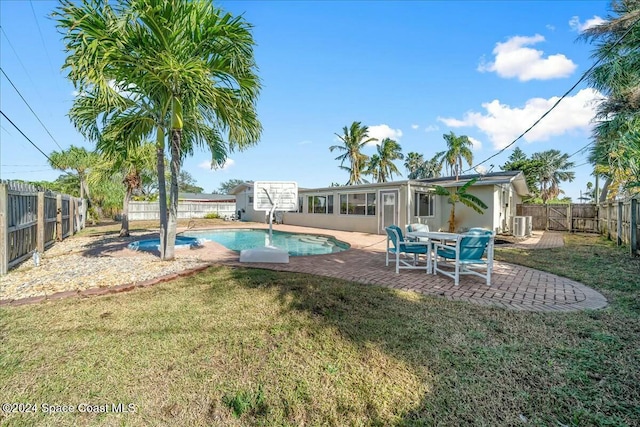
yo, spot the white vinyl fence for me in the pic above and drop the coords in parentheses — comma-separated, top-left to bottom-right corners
(128, 201, 236, 220)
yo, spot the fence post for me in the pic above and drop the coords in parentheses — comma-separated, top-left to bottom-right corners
(69, 198, 75, 236)
(607, 203, 611, 240)
(568, 204, 572, 232)
(37, 192, 45, 253)
(631, 198, 638, 256)
(56, 194, 63, 241)
(74, 198, 80, 233)
(0, 183, 8, 275)
(545, 204, 549, 231)
(617, 201, 623, 246)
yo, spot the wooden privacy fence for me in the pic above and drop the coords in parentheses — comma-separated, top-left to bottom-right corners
(128, 201, 236, 220)
(0, 181, 86, 274)
(517, 198, 639, 256)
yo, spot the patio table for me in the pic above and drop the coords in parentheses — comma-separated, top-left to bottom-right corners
(405, 231, 460, 274)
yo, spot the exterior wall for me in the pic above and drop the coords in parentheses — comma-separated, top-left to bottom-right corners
(235, 187, 262, 222)
(283, 184, 409, 235)
(435, 185, 497, 232)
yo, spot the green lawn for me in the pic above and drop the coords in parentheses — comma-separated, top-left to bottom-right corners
(1, 234, 638, 426)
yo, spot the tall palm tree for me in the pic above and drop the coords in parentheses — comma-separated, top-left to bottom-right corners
(365, 138, 403, 183)
(91, 141, 157, 236)
(405, 152, 425, 179)
(439, 132, 474, 180)
(48, 146, 99, 200)
(57, 0, 262, 260)
(580, 0, 640, 199)
(531, 150, 576, 203)
(330, 121, 376, 185)
(434, 178, 488, 233)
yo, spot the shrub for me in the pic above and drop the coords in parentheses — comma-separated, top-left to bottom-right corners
(204, 212, 220, 219)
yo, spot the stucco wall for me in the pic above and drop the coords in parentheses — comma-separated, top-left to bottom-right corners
(282, 212, 379, 234)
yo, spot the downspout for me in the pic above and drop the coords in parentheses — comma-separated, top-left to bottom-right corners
(407, 181, 411, 226)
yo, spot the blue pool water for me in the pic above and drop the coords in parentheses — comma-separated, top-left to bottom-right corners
(183, 229, 349, 256)
(128, 235, 201, 251)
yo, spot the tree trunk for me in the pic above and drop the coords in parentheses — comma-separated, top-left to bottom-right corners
(156, 128, 169, 260)
(448, 203, 456, 232)
(599, 176, 612, 203)
(166, 128, 181, 261)
(120, 185, 132, 237)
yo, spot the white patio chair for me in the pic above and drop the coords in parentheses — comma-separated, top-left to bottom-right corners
(385, 226, 430, 274)
(433, 232, 495, 286)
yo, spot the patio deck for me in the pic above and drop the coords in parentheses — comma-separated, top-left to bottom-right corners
(189, 224, 607, 312)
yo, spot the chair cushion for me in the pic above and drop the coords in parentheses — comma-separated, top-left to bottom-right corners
(399, 243, 428, 254)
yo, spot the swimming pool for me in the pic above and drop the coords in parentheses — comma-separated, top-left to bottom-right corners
(183, 229, 349, 256)
(128, 235, 201, 251)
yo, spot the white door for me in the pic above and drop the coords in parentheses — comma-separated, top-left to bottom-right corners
(380, 191, 398, 233)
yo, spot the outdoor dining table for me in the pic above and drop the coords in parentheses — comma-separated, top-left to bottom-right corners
(405, 231, 461, 274)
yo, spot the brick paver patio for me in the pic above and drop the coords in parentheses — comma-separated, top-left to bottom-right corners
(188, 224, 608, 313)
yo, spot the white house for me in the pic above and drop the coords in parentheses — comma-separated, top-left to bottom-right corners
(230, 171, 529, 234)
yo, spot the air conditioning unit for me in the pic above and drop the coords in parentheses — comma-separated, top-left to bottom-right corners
(525, 216, 533, 236)
(513, 216, 527, 237)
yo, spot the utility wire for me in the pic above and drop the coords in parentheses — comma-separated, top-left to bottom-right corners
(0, 109, 59, 167)
(0, 26, 38, 92)
(0, 67, 64, 151)
(29, 0, 58, 88)
(567, 141, 595, 159)
(464, 15, 640, 173)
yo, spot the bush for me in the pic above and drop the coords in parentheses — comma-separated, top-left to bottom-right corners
(204, 212, 221, 219)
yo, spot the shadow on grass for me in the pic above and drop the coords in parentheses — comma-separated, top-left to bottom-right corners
(214, 245, 639, 426)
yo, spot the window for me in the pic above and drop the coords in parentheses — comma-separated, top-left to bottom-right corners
(248, 196, 254, 204)
(339, 192, 376, 215)
(297, 196, 304, 213)
(307, 195, 334, 214)
(414, 192, 435, 217)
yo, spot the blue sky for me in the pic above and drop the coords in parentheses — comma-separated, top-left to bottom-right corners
(1, 1, 612, 201)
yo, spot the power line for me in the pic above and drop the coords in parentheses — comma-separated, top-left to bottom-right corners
(0, 109, 58, 167)
(29, 0, 58, 87)
(567, 141, 595, 159)
(0, 67, 64, 151)
(0, 26, 38, 92)
(464, 14, 640, 173)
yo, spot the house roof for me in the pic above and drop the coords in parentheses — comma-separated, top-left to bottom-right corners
(416, 170, 529, 195)
(229, 181, 259, 195)
(178, 192, 236, 201)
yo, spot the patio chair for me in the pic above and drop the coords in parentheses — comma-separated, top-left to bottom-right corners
(406, 223, 430, 233)
(385, 226, 429, 274)
(467, 227, 492, 235)
(433, 231, 495, 286)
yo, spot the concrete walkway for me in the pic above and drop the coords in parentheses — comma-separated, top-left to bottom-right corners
(189, 225, 608, 313)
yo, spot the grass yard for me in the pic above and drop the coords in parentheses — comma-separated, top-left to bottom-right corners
(0, 233, 638, 426)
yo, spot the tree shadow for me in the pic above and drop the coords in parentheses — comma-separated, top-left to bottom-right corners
(214, 257, 565, 426)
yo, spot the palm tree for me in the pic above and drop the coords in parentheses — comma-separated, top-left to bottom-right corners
(48, 146, 99, 200)
(580, 0, 640, 199)
(434, 178, 488, 233)
(531, 150, 576, 203)
(330, 122, 377, 185)
(405, 152, 425, 179)
(365, 138, 403, 183)
(404, 151, 443, 180)
(57, 0, 262, 260)
(439, 132, 474, 180)
(91, 141, 157, 236)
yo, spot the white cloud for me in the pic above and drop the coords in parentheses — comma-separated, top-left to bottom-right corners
(411, 124, 419, 130)
(438, 88, 603, 149)
(468, 136, 482, 150)
(367, 124, 403, 145)
(298, 140, 312, 145)
(546, 24, 556, 31)
(569, 15, 605, 32)
(424, 125, 439, 133)
(198, 158, 235, 171)
(478, 34, 577, 81)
